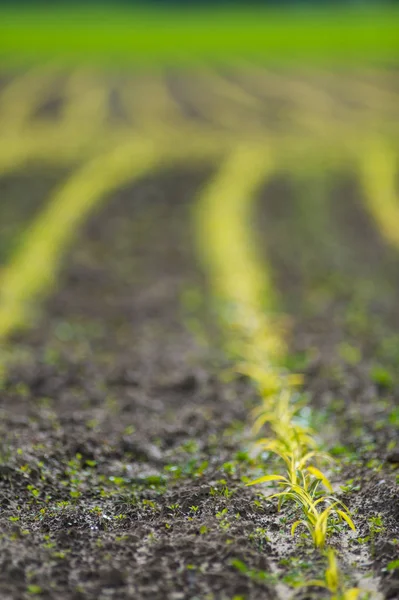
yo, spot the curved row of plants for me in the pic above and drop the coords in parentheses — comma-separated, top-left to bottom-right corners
(194, 146, 364, 599)
(0, 68, 398, 598)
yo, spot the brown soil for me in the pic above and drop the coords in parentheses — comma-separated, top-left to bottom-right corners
(0, 165, 398, 600)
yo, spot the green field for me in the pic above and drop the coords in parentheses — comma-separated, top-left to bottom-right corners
(1, 6, 399, 65)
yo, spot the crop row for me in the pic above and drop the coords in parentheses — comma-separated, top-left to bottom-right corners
(0, 68, 398, 597)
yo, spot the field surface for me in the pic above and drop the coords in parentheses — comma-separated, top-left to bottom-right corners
(0, 66, 399, 600)
(1, 7, 399, 64)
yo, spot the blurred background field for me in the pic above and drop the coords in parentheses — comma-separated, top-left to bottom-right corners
(1, 4, 399, 66)
(1, 3, 399, 600)
(1, 3, 399, 337)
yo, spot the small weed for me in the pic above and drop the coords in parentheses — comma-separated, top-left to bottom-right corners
(248, 527, 270, 550)
(389, 407, 399, 427)
(221, 461, 236, 476)
(280, 555, 312, 587)
(142, 499, 157, 511)
(387, 559, 399, 571)
(210, 484, 233, 498)
(368, 514, 385, 556)
(27, 485, 40, 499)
(164, 464, 183, 480)
(340, 479, 361, 494)
(230, 558, 276, 584)
(234, 450, 252, 464)
(338, 343, 361, 366)
(357, 536, 370, 545)
(27, 585, 43, 595)
(371, 365, 394, 390)
(368, 514, 385, 534)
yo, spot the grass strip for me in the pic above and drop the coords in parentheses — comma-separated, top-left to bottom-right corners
(1, 7, 399, 65)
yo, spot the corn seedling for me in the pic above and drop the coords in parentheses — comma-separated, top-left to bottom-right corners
(250, 446, 332, 491)
(241, 356, 357, 548)
(251, 391, 317, 452)
(300, 548, 362, 599)
(248, 449, 355, 548)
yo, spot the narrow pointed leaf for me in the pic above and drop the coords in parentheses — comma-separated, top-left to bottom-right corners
(291, 520, 305, 536)
(246, 474, 288, 486)
(297, 580, 328, 589)
(336, 509, 356, 531)
(307, 466, 333, 492)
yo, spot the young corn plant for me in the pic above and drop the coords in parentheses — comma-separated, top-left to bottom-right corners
(252, 443, 332, 491)
(300, 548, 362, 599)
(288, 493, 356, 549)
(251, 389, 318, 453)
(248, 443, 355, 548)
(239, 348, 357, 549)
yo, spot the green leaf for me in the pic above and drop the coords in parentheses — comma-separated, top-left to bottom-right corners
(291, 520, 305, 536)
(296, 579, 328, 589)
(246, 474, 288, 486)
(230, 559, 249, 574)
(27, 585, 43, 595)
(336, 509, 356, 531)
(307, 466, 333, 492)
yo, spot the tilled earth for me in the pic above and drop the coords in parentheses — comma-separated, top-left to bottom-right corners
(0, 165, 399, 600)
